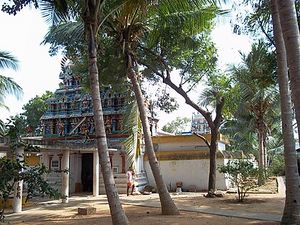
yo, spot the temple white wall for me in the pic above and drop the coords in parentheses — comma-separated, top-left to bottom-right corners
(111, 152, 122, 173)
(69, 153, 82, 193)
(144, 158, 228, 191)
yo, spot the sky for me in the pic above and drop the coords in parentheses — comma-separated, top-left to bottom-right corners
(0, 6, 252, 128)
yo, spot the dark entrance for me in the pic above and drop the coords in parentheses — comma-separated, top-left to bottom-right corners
(81, 153, 93, 192)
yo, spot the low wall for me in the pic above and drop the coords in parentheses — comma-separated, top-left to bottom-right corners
(144, 159, 228, 191)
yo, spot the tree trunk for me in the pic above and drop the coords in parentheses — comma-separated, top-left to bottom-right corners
(208, 129, 217, 193)
(278, 0, 300, 140)
(13, 148, 24, 213)
(84, 1, 129, 225)
(257, 126, 265, 185)
(160, 74, 223, 195)
(127, 58, 179, 215)
(271, 1, 300, 224)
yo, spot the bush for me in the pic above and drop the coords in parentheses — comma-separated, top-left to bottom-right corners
(218, 159, 259, 202)
(0, 156, 60, 218)
(269, 155, 285, 176)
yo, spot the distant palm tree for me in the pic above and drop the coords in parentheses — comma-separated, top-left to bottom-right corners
(230, 42, 278, 184)
(0, 51, 22, 110)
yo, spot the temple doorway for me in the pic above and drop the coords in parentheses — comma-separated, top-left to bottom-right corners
(81, 153, 93, 192)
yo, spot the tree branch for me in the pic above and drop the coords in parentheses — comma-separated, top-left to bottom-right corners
(214, 96, 225, 128)
(138, 45, 215, 130)
(193, 132, 210, 148)
(258, 19, 275, 46)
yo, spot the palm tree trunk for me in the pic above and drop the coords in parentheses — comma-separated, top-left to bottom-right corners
(84, 1, 129, 225)
(271, 1, 300, 224)
(258, 127, 265, 185)
(127, 56, 179, 215)
(277, 0, 300, 141)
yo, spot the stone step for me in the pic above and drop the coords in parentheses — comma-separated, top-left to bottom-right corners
(99, 173, 128, 194)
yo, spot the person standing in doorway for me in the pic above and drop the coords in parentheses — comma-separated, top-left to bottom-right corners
(126, 169, 135, 196)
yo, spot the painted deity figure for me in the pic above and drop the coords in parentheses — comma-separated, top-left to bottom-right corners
(105, 117, 112, 134)
(58, 119, 64, 136)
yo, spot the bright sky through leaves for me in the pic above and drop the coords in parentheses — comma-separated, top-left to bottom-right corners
(0, 7, 251, 127)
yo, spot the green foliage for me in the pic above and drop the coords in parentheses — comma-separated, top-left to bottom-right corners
(21, 91, 53, 133)
(218, 159, 259, 202)
(154, 92, 179, 113)
(0, 51, 19, 70)
(162, 117, 191, 134)
(223, 41, 280, 157)
(122, 101, 142, 169)
(1, 118, 39, 152)
(199, 73, 239, 120)
(141, 31, 218, 91)
(269, 155, 285, 176)
(0, 156, 60, 209)
(0, 157, 21, 203)
(0, 118, 59, 217)
(22, 162, 61, 201)
(0, 51, 23, 110)
(8, 114, 27, 136)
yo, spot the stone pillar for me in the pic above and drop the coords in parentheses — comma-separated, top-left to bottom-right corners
(48, 154, 53, 169)
(61, 149, 70, 203)
(58, 153, 63, 171)
(13, 148, 24, 213)
(93, 151, 99, 197)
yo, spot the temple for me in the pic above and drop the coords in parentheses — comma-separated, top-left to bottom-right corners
(0, 65, 234, 209)
(22, 64, 153, 200)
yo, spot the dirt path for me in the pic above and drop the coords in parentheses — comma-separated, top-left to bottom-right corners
(2, 191, 284, 225)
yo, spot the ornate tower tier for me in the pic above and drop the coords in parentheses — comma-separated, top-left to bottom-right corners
(40, 64, 127, 149)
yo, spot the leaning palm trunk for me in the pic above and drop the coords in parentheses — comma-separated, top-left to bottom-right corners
(83, 1, 129, 225)
(127, 56, 179, 215)
(271, 1, 300, 224)
(278, 0, 300, 140)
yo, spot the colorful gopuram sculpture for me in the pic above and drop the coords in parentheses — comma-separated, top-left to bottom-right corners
(40, 64, 126, 146)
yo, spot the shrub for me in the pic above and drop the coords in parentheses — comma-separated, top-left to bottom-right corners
(0, 156, 60, 219)
(269, 155, 285, 176)
(218, 159, 259, 202)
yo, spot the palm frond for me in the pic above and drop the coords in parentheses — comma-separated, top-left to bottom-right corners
(43, 21, 84, 47)
(0, 51, 19, 71)
(0, 75, 23, 101)
(122, 100, 143, 168)
(39, 0, 72, 25)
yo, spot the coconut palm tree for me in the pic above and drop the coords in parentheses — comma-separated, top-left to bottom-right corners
(46, 2, 130, 224)
(41, 0, 180, 215)
(0, 51, 22, 110)
(277, 0, 300, 141)
(103, 1, 180, 214)
(230, 42, 278, 184)
(2, 1, 130, 224)
(40, 0, 181, 214)
(103, 0, 223, 210)
(271, 1, 300, 224)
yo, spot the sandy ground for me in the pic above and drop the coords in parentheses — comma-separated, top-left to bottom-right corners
(2, 190, 284, 225)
